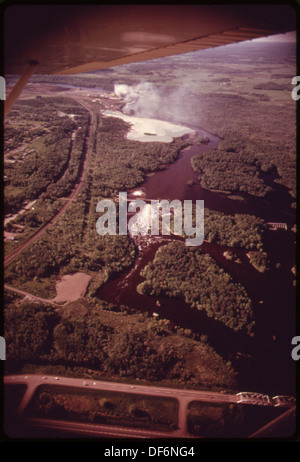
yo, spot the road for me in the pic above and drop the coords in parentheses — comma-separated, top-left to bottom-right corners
(20, 417, 178, 439)
(4, 283, 59, 306)
(4, 96, 94, 268)
(4, 374, 237, 438)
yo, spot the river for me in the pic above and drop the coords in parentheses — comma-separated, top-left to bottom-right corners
(97, 124, 296, 396)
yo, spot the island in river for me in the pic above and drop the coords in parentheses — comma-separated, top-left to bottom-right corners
(4, 40, 296, 437)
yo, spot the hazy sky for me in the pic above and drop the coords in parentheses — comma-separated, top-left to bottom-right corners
(254, 31, 296, 42)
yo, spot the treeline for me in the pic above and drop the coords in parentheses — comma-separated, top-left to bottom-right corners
(5, 125, 72, 213)
(178, 206, 266, 250)
(4, 125, 48, 151)
(92, 116, 191, 195)
(4, 97, 90, 214)
(3, 113, 193, 296)
(4, 297, 237, 390)
(5, 108, 177, 297)
(204, 209, 266, 250)
(153, 82, 295, 201)
(5, 96, 85, 151)
(196, 135, 209, 145)
(246, 251, 269, 273)
(5, 189, 136, 298)
(253, 82, 290, 91)
(4, 198, 64, 255)
(183, 91, 296, 200)
(4, 116, 136, 293)
(191, 147, 272, 198)
(217, 131, 296, 199)
(43, 121, 89, 200)
(137, 242, 255, 335)
(7, 73, 115, 90)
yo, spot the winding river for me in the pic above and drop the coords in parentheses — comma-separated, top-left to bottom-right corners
(97, 123, 296, 396)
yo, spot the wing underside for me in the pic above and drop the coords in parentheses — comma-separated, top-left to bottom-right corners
(4, 4, 296, 75)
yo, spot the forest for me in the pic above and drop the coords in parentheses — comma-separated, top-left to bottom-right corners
(189, 103, 296, 202)
(191, 145, 271, 198)
(4, 97, 90, 214)
(4, 106, 192, 298)
(3, 39, 296, 421)
(5, 97, 268, 306)
(137, 241, 255, 335)
(191, 128, 296, 202)
(92, 116, 191, 195)
(180, 207, 266, 250)
(246, 251, 269, 273)
(4, 294, 237, 390)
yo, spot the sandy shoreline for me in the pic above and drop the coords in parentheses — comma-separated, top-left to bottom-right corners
(103, 110, 195, 142)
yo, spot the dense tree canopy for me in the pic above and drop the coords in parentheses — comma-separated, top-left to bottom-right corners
(138, 242, 255, 335)
(4, 297, 237, 390)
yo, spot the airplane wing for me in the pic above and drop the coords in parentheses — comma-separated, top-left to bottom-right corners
(4, 4, 296, 75)
(3, 4, 296, 117)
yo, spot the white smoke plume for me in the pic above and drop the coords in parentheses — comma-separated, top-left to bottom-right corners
(114, 82, 161, 117)
(114, 80, 197, 126)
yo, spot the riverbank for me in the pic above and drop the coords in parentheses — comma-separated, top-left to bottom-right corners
(96, 124, 296, 396)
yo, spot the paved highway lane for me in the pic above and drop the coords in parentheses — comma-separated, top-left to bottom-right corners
(4, 374, 237, 438)
(21, 418, 183, 439)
